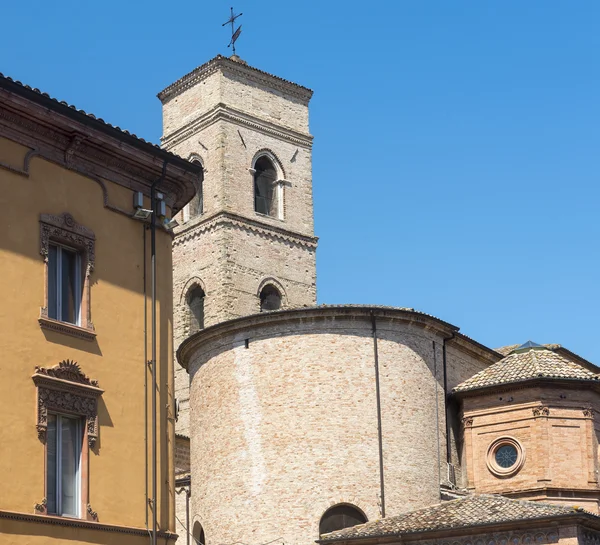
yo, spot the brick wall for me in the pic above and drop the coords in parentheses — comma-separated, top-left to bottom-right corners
(182, 309, 494, 545)
(461, 385, 600, 512)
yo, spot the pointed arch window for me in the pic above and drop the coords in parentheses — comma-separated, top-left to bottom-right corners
(183, 160, 204, 221)
(187, 285, 205, 334)
(259, 284, 282, 312)
(193, 521, 206, 545)
(253, 156, 279, 218)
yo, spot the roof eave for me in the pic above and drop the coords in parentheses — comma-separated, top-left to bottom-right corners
(158, 55, 313, 104)
(317, 513, 599, 545)
(0, 76, 202, 211)
(177, 305, 461, 370)
(453, 376, 600, 398)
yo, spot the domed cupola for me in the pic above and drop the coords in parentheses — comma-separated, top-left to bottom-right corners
(452, 342, 600, 513)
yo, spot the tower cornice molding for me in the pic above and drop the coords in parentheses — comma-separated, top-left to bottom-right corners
(158, 55, 313, 104)
(161, 103, 313, 150)
(173, 211, 318, 249)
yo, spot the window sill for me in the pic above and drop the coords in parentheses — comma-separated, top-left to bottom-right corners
(255, 212, 284, 222)
(0, 508, 176, 539)
(39, 316, 96, 342)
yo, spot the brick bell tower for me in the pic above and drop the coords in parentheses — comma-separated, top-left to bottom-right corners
(158, 55, 317, 438)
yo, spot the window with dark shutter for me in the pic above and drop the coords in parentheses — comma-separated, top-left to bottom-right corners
(319, 504, 367, 536)
(259, 285, 282, 312)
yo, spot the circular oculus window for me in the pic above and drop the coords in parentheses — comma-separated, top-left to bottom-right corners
(487, 437, 525, 477)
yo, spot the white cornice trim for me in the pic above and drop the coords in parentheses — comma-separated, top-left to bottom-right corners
(161, 104, 313, 150)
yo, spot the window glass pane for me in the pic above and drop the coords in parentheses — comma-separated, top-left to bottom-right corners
(46, 414, 57, 514)
(48, 245, 58, 320)
(60, 249, 78, 324)
(60, 417, 80, 516)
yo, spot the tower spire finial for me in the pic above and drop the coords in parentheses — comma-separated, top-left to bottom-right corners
(222, 7, 243, 57)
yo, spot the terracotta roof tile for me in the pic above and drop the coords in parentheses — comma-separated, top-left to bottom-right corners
(319, 495, 588, 542)
(454, 346, 599, 393)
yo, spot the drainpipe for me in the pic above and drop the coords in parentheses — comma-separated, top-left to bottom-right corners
(370, 311, 385, 518)
(442, 333, 455, 464)
(151, 160, 168, 545)
(144, 224, 149, 529)
(433, 341, 442, 497)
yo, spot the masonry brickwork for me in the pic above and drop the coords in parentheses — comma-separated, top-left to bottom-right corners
(161, 56, 318, 442)
(159, 53, 600, 545)
(460, 385, 600, 513)
(177, 307, 496, 545)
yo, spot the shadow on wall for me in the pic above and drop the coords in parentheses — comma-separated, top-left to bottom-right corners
(41, 328, 103, 357)
(93, 396, 114, 455)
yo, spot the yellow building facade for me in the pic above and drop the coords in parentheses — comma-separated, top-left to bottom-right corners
(0, 74, 201, 544)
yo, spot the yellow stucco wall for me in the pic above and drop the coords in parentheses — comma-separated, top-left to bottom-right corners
(0, 136, 176, 543)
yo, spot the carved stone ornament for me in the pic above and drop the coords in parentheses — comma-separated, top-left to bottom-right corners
(39, 212, 95, 275)
(583, 407, 595, 418)
(532, 405, 550, 417)
(86, 503, 98, 521)
(34, 497, 47, 515)
(462, 417, 474, 428)
(33, 360, 103, 448)
(65, 134, 85, 167)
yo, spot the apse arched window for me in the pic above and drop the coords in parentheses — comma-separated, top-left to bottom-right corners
(254, 156, 279, 217)
(259, 285, 282, 312)
(319, 504, 367, 536)
(192, 521, 205, 545)
(186, 285, 205, 334)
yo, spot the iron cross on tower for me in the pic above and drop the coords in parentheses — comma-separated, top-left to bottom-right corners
(222, 7, 243, 56)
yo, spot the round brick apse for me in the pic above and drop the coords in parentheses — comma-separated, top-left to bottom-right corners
(177, 306, 492, 545)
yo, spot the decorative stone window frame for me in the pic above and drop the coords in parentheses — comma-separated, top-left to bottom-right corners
(486, 436, 525, 478)
(256, 277, 287, 312)
(39, 213, 96, 341)
(32, 360, 103, 520)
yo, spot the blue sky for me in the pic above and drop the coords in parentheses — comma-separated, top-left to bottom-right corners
(2, 1, 599, 361)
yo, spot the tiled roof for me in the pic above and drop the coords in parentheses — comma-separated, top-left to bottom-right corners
(454, 345, 600, 393)
(158, 54, 313, 102)
(495, 344, 521, 356)
(319, 495, 588, 542)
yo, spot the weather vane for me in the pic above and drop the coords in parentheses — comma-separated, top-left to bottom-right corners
(222, 7, 243, 56)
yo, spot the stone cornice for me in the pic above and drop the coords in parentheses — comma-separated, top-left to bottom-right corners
(158, 55, 313, 104)
(177, 306, 461, 370)
(0, 509, 176, 539)
(161, 103, 313, 150)
(173, 211, 318, 250)
(0, 85, 201, 213)
(450, 333, 504, 365)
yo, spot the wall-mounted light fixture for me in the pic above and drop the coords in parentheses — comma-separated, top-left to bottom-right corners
(133, 191, 153, 220)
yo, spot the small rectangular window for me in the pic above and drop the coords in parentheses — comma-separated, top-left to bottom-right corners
(48, 244, 82, 325)
(46, 414, 82, 517)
